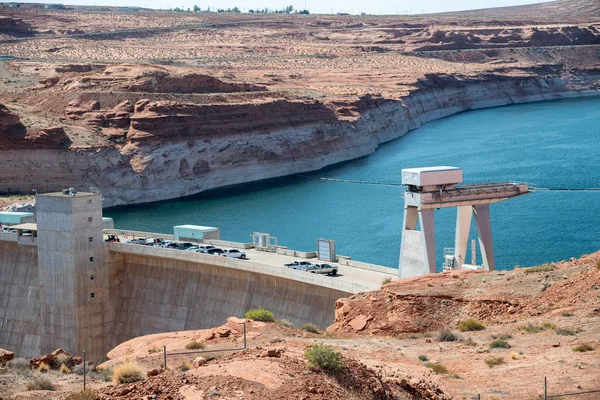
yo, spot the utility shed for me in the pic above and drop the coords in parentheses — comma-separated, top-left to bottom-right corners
(102, 217, 115, 229)
(173, 225, 220, 241)
(0, 211, 34, 226)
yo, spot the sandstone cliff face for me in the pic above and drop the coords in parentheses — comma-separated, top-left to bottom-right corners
(2, 71, 598, 206)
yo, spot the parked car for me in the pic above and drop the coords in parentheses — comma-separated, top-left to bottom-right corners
(284, 260, 314, 269)
(126, 237, 148, 245)
(221, 249, 247, 259)
(105, 234, 120, 242)
(160, 241, 179, 249)
(205, 248, 225, 256)
(194, 245, 216, 253)
(186, 245, 201, 251)
(146, 237, 165, 246)
(176, 242, 195, 250)
(310, 263, 339, 276)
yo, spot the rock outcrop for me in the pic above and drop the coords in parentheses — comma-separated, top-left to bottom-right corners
(0, 17, 32, 35)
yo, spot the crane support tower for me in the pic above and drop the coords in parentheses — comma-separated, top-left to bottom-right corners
(398, 166, 529, 279)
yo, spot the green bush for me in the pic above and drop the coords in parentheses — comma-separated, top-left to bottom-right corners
(185, 340, 205, 350)
(424, 362, 448, 374)
(417, 355, 428, 362)
(299, 323, 319, 334)
(573, 344, 593, 352)
(437, 330, 460, 342)
(458, 318, 486, 332)
(490, 339, 511, 349)
(485, 357, 504, 368)
(491, 333, 512, 340)
(245, 307, 275, 322)
(26, 377, 55, 391)
(381, 277, 392, 286)
(304, 344, 343, 373)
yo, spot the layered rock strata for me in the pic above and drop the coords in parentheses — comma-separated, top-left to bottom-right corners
(1, 72, 599, 206)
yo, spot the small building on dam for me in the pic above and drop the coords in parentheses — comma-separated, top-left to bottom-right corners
(0, 190, 358, 362)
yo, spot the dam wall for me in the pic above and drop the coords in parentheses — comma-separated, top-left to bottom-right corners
(0, 240, 41, 358)
(105, 243, 352, 351)
(0, 234, 352, 362)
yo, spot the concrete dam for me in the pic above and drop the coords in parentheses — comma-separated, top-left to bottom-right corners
(0, 191, 393, 362)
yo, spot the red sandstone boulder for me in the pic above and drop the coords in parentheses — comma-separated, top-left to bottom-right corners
(27, 127, 70, 147)
(0, 348, 15, 364)
(192, 357, 207, 368)
(349, 314, 372, 331)
(147, 368, 163, 376)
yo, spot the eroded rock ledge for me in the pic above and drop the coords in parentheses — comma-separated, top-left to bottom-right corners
(1, 70, 599, 205)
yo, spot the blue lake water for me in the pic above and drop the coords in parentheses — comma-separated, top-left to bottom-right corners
(106, 96, 600, 270)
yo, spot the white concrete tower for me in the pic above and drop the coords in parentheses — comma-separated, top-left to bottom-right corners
(398, 167, 529, 279)
(36, 190, 107, 362)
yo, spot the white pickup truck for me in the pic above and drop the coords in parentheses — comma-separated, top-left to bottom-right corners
(284, 261, 338, 276)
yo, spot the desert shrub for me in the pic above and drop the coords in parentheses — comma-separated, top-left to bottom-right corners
(490, 339, 511, 349)
(179, 362, 191, 372)
(26, 377, 55, 391)
(60, 363, 71, 374)
(7, 357, 30, 371)
(299, 323, 319, 334)
(112, 361, 145, 385)
(458, 318, 486, 332)
(275, 319, 294, 328)
(485, 356, 504, 368)
(556, 328, 577, 336)
(147, 346, 159, 354)
(418, 355, 428, 362)
(520, 322, 555, 334)
(270, 338, 285, 343)
(510, 352, 520, 360)
(97, 367, 113, 382)
(245, 307, 275, 322)
(562, 312, 574, 317)
(381, 277, 392, 286)
(524, 263, 555, 274)
(38, 362, 50, 373)
(424, 362, 448, 374)
(185, 340, 205, 350)
(491, 333, 512, 340)
(573, 344, 593, 352)
(464, 337, 477, 346)
(596, 261, 600, 269)
(304, 344, 343, 373)
(542, 322, 557, 330)
(437, 330, 460, 342)
(64, 389, 97, 400)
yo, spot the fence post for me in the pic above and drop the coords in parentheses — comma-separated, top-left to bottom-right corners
(544, 376, 547, 400)
(163, 345, 167, 370)
(243, 322, 247, 349)
(83, 349, 86, 391)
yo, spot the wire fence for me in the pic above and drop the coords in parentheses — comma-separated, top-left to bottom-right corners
(471, 377, 600, 400)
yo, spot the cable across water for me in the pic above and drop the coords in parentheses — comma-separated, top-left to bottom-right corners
(299, 175, 600, 191)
